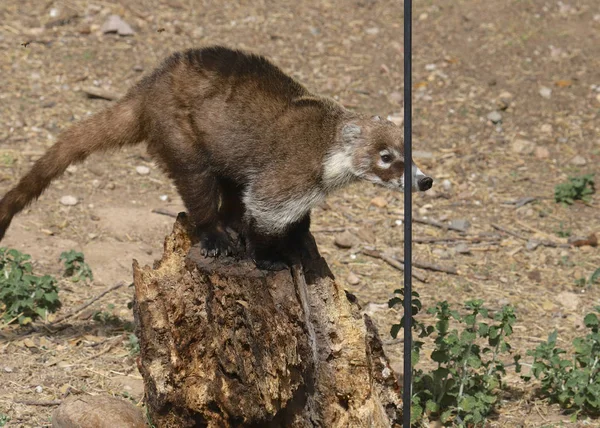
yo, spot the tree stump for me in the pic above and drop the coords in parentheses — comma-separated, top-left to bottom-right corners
(133, 214, 403, 427)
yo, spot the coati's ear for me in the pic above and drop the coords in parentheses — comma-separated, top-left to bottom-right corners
(342, 123, 362, 143)
(371, 115, 381, 121)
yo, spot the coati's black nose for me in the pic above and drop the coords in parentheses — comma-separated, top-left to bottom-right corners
(418, 176, 433, 191)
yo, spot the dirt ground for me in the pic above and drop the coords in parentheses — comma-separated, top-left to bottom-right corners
(0, 0, 599, 426)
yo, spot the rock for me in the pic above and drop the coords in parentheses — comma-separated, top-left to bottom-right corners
(555, 291, 580, 312)
(497, 91, 513, 110)
(442, 179, 452, 191)
(35, 385, 43, 393)
(135, 165, 150, 175)
(334, 231, 359, 249)
(511, 138, 535, 154)
(101, 15, 135, 36)
(570, 155, 587, 166)
(539, 86, 552, 99)
(454, 243, 471, 254)
(535, 146, 550, 159)
(60, 195, 78, 206)
(540, 123, 553, 134)
(450, 219, 471, 232)
(432, 248, 451, 259)
(133, 65, 144, 72)
(159, 194, 169, 202)
(346, 272, 361, 286)
(487, 111, 502, 124)
(386, 112, 403, 126)
(52, 395, 146, 428)
(4, 366, 13, 373)
(526, 239, 540, 251)
(370, 196, 388, 208)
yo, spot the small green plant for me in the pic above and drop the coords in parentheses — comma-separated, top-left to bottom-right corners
(0, 413, 10, 427)
(554, 222, 572, 238)
(0, 248, 61, 325)
(554, 174, 595, 205)
(126, 333, 140, 355)
(59, 250, 93, 283)
(575, 268, 600, 288)
(389, 291, 519, 426)
(522, 306, 600, 420)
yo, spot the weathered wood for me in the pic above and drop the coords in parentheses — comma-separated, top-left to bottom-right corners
(133, 214, 402, 427)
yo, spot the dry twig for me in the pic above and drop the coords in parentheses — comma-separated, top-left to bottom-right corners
(361, 249, 428, 282)
(151, 208, 179, 218)
(50, 282, 126, 325)
(14, 399, 62, 406)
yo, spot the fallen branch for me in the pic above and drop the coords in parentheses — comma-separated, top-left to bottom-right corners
(151, 208, 179, 218)
(50, 282, 126, 325)
(15, 399, 62, 406)
(414, 235, 501, 244)
(363, 248, 458, 276)
(491, 224, 568, 248)
(414, 217, 467, 233)
(361, 249, 428, 282)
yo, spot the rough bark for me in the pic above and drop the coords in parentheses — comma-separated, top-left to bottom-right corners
(133, 214, 403, 427)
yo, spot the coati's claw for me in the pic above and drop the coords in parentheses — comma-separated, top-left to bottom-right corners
(199, 230, 233, 258)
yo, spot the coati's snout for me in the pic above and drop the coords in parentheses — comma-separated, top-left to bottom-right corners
(418, 176, 433, 192)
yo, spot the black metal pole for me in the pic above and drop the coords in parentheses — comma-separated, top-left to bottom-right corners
(403, 0, 413, 427)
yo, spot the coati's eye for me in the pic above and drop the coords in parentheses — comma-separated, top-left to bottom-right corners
(380, 153, 393, 163)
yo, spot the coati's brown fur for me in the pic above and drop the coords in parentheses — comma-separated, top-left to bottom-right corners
(0, 46, 432, 268)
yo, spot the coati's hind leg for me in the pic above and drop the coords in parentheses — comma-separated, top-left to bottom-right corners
(243, 214, 311, 271)
(173, 170, 234, 257)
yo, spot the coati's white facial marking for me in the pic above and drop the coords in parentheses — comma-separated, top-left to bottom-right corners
(323, 147, 356, 190)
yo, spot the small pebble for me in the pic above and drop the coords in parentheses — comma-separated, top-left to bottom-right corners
(526, 239, 540, 251)
(442, 179, 452, 191)
(455, 243, 471, 254)
(511, 138, 535, 154)
(370, 197, 388, 208)
(135, 165, 150, 175)
(487, 111, 502, 124)
(107, 182, 116, 190)
(60, 195, 78, 206)
(4, 366, 13, 373)
(539, 86, 552, 99)
(35, 385, 43, 394)
(159, 194, 169, 202)
(570, 155, 586, 166)
(346, 272, 361, 286)
(101, 15, 135, 36)
(334, 231, 359, 249)
(450, 219, 471, 232)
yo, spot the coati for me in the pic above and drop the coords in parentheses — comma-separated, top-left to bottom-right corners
(0, 46, 433, 269)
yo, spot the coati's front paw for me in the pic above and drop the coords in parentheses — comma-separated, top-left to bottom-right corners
(199, 229, 234, 257)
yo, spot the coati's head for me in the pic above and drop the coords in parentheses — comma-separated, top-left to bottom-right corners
(324, 115, 433, 192)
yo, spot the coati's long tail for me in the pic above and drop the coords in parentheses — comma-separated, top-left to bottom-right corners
(0, 97, 145, 241)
